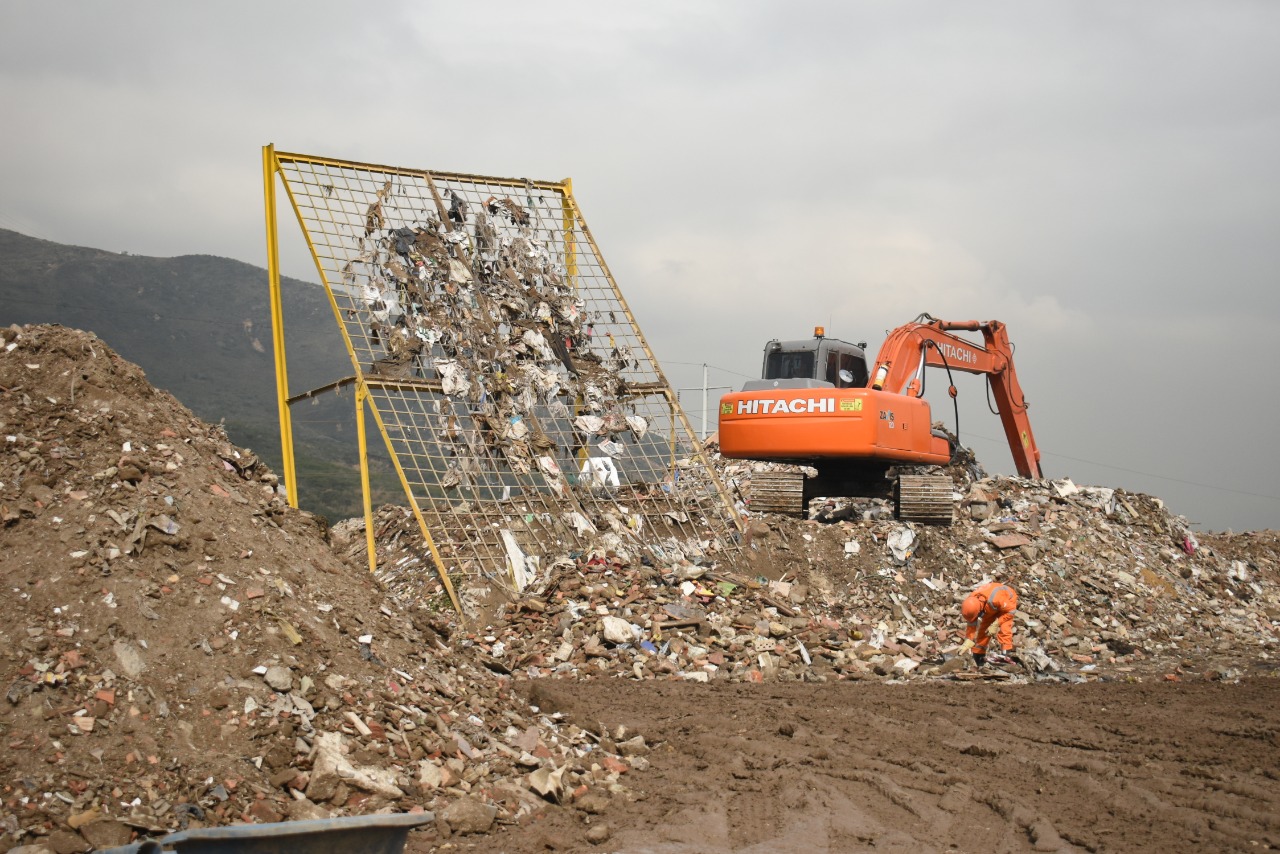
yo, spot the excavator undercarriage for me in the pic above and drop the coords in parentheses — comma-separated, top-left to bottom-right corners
(895, 473, 955, 525)
(742, 465, 954, 524)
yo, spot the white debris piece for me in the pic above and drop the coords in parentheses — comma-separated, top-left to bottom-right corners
(602, 616, 637, 645)
(887, 527, 916, 564)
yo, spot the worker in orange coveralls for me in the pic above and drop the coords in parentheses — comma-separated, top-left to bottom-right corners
(961, 581, 1018, 667)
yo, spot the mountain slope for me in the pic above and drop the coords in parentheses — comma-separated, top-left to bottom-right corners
(0, 228, 399, 520)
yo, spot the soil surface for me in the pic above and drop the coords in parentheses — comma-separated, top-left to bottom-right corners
(426, 678, 1280, 853)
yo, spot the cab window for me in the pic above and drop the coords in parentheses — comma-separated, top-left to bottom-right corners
(825, 350, 867, 387)
(764, 351, 814, 380)
(842, 351, 868, 387)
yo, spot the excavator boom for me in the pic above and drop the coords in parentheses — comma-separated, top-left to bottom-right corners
(868, 316, 1041, 479)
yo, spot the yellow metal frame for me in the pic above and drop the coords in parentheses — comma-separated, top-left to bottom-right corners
(261, 144, 741, 613)
(262, 146, 297, 504)
(265, 145, 465, 613)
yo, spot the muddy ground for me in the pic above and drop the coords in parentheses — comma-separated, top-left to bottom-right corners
(421, 678, 1280, 853)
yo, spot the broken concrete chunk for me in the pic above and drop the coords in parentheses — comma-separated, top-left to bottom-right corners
(263, 665, 293, 692)
(601, 616, 636, 645)
(306, 732, 404, 801)
(529, 764, 568, 800)
(987, 532, 1032, 550)
(112, 640, 146, 679)
(439, 796, 497, 835)
(77, 820, 132, 849)
(417, 759, 444, 790)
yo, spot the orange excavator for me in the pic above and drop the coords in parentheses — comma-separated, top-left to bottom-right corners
(716, 314, 1042, 523)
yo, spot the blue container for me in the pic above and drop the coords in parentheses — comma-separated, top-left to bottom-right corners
(96, 812, 435, 854)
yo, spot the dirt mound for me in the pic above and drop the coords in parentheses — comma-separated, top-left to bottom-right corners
(4, 323, 1279, 854)
(0, 326, 641, 852)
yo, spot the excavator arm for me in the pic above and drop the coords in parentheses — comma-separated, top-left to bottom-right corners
(869, 314, 1042, 479)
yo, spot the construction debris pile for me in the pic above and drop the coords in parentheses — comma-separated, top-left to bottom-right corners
(0, 326, 648, 852)
(338, 494, 744, 624)
(354, 454, 1279, 687)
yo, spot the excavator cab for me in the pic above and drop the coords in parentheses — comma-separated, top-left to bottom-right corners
(744, 328, 869, 391)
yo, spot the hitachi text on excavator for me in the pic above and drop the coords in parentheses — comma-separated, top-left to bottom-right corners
(716, 314, 1042, 524)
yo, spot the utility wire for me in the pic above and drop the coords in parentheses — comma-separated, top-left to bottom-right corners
(667, 358, 1279, 503)
(0, 217, 50, 242)
(661, 359, 757, 381)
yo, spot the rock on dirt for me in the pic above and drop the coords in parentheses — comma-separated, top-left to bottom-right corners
(437, 796, 497, 836)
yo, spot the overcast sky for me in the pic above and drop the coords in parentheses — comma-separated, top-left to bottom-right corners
(3, 1, 1278, 531)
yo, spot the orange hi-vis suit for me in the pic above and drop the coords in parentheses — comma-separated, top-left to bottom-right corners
(962, 582, 1018, 654)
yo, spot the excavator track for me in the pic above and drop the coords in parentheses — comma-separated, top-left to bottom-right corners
(895, 474, 954, 525)
(745, 470, 807, 517)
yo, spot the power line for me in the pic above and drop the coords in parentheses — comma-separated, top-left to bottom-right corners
(13, 290, 1273, 507)
(661, 359, 757, 381)
(0, 218, 50, 242)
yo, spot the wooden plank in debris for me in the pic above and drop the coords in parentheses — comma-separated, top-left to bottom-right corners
(656, 619, 705, 631)
(759, 595, 797, 618)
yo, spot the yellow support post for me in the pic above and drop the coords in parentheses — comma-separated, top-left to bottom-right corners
(362, 396, 463, 614)
(351, 375, 462, 611)
(356, 381, 377, 574)
(262, 144, 299, 507)
(562, 180, 591, 474)
(561, 178, 577, 291)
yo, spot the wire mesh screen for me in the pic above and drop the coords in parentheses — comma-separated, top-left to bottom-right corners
(269, 150, 741, 600)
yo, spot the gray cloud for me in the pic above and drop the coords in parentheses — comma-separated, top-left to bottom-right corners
(2, 0, 1276, 529)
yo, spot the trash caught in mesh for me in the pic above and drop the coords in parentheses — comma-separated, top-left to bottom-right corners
(268, 152, 741, 600)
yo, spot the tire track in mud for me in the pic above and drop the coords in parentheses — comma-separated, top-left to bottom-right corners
(482, 679, 1280, 853)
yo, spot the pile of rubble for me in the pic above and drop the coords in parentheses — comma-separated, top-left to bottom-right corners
(358, 193, 643, 485)
(358, 469, 1279, 688)
(0, 325, 648, 852)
